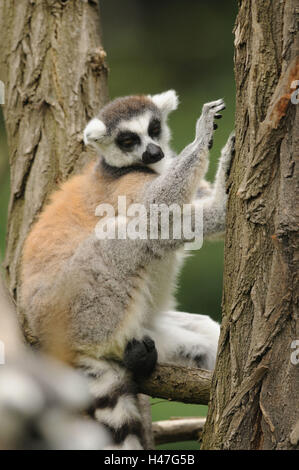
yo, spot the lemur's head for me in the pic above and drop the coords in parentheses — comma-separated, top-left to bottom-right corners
(83, 90, 178, 174)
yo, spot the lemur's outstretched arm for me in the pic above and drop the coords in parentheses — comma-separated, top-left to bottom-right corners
(144, 99, 226, 208)
(199, 131, 235, 238)
(142, 101, 234, 242)
(171, 130, 235, 241)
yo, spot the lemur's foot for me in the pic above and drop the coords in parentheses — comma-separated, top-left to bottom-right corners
(123, 336, 158, 380)
(196, 98, 226, 149)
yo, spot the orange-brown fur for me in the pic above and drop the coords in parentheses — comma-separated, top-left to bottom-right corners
(22, 160, 155, 284)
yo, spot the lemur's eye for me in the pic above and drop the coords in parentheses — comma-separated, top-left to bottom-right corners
(116, 132, 140, 151)
(148, 119, 161, 139)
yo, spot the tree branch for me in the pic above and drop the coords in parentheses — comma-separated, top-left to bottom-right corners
(137, 394, 155, 449)
(153, 417, 206, 445)
(139, 364, 212, 405)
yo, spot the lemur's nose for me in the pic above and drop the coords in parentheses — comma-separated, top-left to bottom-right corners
(142, 143, 164, 164)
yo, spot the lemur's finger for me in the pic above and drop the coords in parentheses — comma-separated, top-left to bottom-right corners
(210, 98, 224, 107)
(202, 98, 224, 112)
(125, 338, 138, 352)
(213, 123, 218, 130)
(142, 336, 156, 352)
(214, 103, 226, 113)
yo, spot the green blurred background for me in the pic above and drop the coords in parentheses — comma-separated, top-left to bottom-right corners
(0, 0, 237, 449)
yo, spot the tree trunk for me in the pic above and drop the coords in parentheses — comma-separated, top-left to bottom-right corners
(0, 0, 108, 302)
(0, 0, 156, 449)
(202, 0, 298, 450)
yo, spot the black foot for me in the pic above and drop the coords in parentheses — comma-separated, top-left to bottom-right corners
(123, 336, 158, 380)
(194, 353, 208, 370)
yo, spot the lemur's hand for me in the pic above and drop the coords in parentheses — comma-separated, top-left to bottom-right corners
(221, 131, 235, 178)
(123, 336, 158, 380)
(196, 98, 226, 149)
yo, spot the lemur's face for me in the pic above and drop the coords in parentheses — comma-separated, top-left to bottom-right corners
(84, 90, 178, 174)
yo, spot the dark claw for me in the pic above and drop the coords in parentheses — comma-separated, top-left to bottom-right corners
(123, 336, 157, 380)
(142, 336, 155, 352)
(213, 123, 218, 130)
(231, 136, 236, 155)
(194, 354, 208, 369)
(214, 113, 222, 119)
(228, 134, 236, 157)
(208, 138, 213, 149)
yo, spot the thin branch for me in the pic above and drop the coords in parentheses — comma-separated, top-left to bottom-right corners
(137, 394, 155, 449)
(153, 417, 206, 445)
(140, 363, 212, 405)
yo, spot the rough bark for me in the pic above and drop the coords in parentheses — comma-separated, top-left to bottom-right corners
(0, 0, 108, 302)
(202, 0, 299, 450)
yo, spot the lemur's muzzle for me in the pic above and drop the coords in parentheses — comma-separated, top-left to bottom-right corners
(142, 143, 164, 164)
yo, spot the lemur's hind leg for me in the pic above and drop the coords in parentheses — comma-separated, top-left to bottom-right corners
(146, 311, 220, 371)
(124, 336, 158, 381)
(76, 337, 157, 450)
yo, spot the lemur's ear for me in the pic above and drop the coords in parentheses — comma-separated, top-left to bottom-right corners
(83, 118, 107, 146)
(148, 90, 179, 116)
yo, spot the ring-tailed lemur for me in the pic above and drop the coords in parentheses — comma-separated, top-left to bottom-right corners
(20, 90, 235, 450)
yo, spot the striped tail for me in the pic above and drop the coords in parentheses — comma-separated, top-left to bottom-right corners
(77, 356, 144, 450)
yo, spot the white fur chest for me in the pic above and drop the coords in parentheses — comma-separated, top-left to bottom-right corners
(142, 249, 186, 323)
(113, 250, 186, 352)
